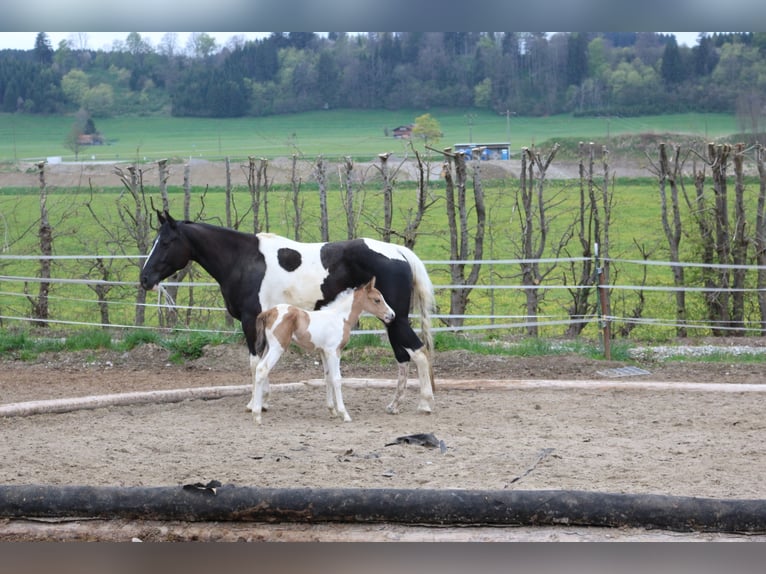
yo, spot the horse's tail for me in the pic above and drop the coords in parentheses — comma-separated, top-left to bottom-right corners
(254, 313, 268, 358)
(406, 248, 436, 391)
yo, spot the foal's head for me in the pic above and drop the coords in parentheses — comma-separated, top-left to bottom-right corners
(357, 277, 395, 324)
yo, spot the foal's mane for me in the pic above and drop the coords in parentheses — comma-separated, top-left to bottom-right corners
(320, 287, 356, 311)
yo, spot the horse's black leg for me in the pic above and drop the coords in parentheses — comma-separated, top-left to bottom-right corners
(384, 319, 434, 414)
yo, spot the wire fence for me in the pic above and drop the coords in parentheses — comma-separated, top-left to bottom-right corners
(3, 253, 766, 340)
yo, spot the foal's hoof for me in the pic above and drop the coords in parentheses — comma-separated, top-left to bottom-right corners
(386, 403, 400, 415)
(417, 402, 433, 414)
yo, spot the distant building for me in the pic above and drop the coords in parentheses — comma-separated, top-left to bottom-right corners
(77, 133, 104, 146)
(392, 124, 414, 139)
(453, 142, 511, 160)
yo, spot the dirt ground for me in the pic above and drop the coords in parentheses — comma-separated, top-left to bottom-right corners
(1, 154, 651, 192)
(1, 341, 766, 540)
(2, 341, 765, 494)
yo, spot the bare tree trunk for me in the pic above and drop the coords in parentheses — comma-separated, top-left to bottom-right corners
(441, 150, 486, 328)
(378, 152, 393, 242)
(341, 157, 356, 240)
(225, 157, 232, 228)
(114, 164, 151, 326)
(157, 159, 170, 212)
(731, 143, 748, 335)
(91, 257, 112, 327)
(401, 146, 436, 250)
(442, 153, 464, 327)
(245, 157, 269, 234)
(564, 143, 612, 338)
(596, 146, 614, 328)
(755, 144, 766, 334)
(156, 159, 185, 329)
(615, 241, 651, 338)
(314, 156, 329, 242)
(32, 161, 51, 326)
(467, 154, 486, 291)
(290, 154, 303, 241)
(565, 144, 596, 336)
(709, 143, 732, 334)
(516, 144, 561, 337)
(183, 163, 191, 220)
(688, 161, 719, 334)
(653, 143, 687, 337)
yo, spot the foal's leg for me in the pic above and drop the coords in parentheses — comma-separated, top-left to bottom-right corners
(249, 345, 284, 424)
(246, 353, 272, 412)
(324, 351, 351, 422)
(319, 352, 337, 416)
(246, 353, 260, 412)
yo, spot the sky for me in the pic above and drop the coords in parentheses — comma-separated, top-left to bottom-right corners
(0, 31, 705, 52)
(0, 32, 267, 51)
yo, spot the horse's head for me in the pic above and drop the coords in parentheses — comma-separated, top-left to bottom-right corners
(361, 277, 395, 325)
(140, 210, 191, 291)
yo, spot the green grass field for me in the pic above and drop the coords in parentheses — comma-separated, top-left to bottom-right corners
(3, 173, 762, 343)
(1, 108, 762, 345)
(0, 109, 741, 164)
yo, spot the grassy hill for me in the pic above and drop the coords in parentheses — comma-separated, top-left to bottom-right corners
(0, 109, 742, 165)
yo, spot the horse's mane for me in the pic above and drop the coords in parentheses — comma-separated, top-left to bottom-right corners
(186, 220, 254, 236)
(178, 220, 260, 250)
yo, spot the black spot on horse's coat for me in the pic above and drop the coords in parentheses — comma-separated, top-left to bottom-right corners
(277, 247, 302, 272)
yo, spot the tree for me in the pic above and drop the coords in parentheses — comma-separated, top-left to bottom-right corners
(650, 143, 687, 337)
(692, 34, 718, 76)
(660, 36, 685, 85)
(473, 78, 492, 109)
(755, 145, 766, 333)
(440, 149, 486, 328)
(411, 113, 442, 147)
(514, 144, 567, 337)
(34, 33, 54, 66)
(158, 33, 180, 58)
(61, 69, 89, 107)
(187, 33, 217, 58)
(566, 32, 589, 86)
(64, 108, 93, 161)
(125, 32, 152, 56)
(83, 84, 115, 117)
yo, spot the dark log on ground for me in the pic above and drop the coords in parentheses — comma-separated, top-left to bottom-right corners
(1, 485, 765, 533)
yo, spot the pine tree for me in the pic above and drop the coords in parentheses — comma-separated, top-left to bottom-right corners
(34, 33, 54, 66)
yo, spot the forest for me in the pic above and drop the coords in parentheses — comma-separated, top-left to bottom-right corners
(1, 32, 765, 126)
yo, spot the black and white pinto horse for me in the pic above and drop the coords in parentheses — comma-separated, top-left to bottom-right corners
(140, 211, 436, 415)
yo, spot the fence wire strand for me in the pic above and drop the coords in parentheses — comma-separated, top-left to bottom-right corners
(3, 254, 766, 337)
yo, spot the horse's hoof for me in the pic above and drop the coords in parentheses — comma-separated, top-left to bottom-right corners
(417, 402, 433, 414)
(386, 403, 400, 415)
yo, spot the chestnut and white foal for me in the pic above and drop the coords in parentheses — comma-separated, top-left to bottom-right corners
(247, 277, 395, 423)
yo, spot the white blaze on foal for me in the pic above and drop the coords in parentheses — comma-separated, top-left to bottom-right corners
(247, 277, 394, 423)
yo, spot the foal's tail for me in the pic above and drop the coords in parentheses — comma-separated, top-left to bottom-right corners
(406, 248, 436, 391)
(254, 313, 268, 358)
